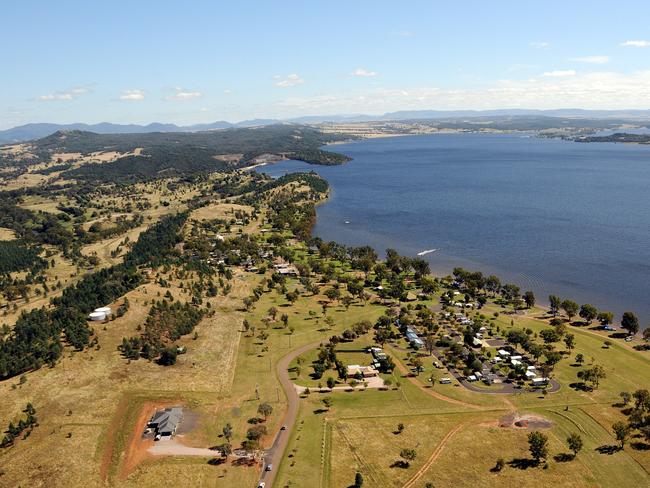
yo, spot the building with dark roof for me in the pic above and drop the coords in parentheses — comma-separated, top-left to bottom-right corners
(148, 407, 183, 437)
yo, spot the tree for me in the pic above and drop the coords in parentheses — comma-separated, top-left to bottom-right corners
(222, 423, 233, 442)
(643, 328, 650, 342)
(399, 448, 417, 466)
(528, 431, 549, 464)
(158, 347, 178, 366)
(612, 421, 630, 449)
(597, 311, 614, 326)
(281, 313, 289, 328)
(494, 458, 505, 472)
(326, 377, 336, 389)
(575, 353, 584, 365)
(411, 357, 423, 375)
(549, 295, 561, 316)
(561, 300, 579, 321)
(354, 472, 364, 488)
(567, 433, 583, 458)
(268, 306, 278, 321)
(579, 304, 598, 324)
(564, 333, 576, 352)
(322, 396, 333, 410)
(523, 291, 535, 309)
(581, 364, 606, 389)
(397, 422, 405, 434)
(621, 312, 639, 336)
(619, 391, 631, 406)
(257, 402, 273, 421)
(423, 334, 436, 355)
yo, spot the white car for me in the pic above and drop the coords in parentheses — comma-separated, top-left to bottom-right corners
(258, 483, 266, 488)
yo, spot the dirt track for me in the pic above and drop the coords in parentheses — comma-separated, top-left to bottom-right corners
(402, 423, 465, 488)
(392, 357, 483, 410)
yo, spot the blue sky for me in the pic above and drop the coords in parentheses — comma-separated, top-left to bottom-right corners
(2, 0, 650, 128)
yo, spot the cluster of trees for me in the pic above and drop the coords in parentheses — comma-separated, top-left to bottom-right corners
(548, 295, 639, 332)
(0, 240, 47, 274)
(28, 125, 349, 184)
(1, 403, 37, 448)
(617, 389, 650, 449)
(0, 213, 187, 379)
(119, 300, 204, 364)
(0, 202, 73, 251)
(311, 343, 346, 380)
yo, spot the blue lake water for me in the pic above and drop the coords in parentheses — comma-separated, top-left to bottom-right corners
(258, 134, 650, 325)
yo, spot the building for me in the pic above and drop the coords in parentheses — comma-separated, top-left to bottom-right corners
(148, 407, 183, 438)
(346, 365, 379, 378)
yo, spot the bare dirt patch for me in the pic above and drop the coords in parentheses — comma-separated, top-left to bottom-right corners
(115, 399, 188, 480)
(499, 412, 553, 429)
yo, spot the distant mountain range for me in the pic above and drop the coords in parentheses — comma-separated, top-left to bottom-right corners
(2, 109, 650, 144)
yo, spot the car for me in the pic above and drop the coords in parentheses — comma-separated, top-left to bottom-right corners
(625, 336, 633, 342)
(258, 483, 266, 488)
(265, 464, 273, 471)
(280, 425, 286, 431)
(433, 361, 442, 369)
(440, 377, 452, 384)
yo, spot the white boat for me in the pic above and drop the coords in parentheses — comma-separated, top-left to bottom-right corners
(417, 249, 437, 256)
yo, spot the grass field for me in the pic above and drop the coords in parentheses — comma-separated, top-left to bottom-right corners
(1, 173, 648, 488)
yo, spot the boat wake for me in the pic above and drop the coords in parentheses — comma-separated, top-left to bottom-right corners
(417, 249, 438, 256)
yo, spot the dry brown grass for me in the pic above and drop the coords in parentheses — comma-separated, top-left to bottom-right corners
(0, 268, 252, 487)
(0, 227, 17, 240)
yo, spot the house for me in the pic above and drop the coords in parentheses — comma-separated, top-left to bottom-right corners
(511, 359, 522, 367)
(346, 365, 379, 378)
(497, 349, 510, 358)
(148, 407, 183, 438)
(531, 377, 550, 386)
(472, 337, 482, 348)
(525, 370, 537, 379)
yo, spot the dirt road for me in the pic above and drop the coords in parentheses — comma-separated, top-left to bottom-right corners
(258, 340, 325, 488)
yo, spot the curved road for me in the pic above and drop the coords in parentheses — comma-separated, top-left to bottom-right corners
(258, 340, 324, 488)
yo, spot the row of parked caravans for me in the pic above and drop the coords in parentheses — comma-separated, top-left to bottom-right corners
(88, 306, 111, 321)
(493, 349, 549, 386)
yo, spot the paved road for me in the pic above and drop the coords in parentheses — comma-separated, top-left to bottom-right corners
(258, 340, 324, 488)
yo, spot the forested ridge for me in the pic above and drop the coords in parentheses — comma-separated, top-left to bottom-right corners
(0, 213, 188, 379)
(0, 241, 46, 274)
(1, 125, 352, 183)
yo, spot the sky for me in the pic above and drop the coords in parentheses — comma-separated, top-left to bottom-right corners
(2, 0, 650, 129)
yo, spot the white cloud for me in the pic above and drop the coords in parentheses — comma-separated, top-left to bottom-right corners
(395, 30, 414, 37)
(530, 41, 550, 49)
(275, 74, 304, 88)
(36, 86, 89, 101)
(166, 87, 202, 100)
(119, 89, 145, 101)
(543, 70, 577, 77)
(271, 70, 650, 115)
(223, 89, 232, 94)
(621, 40, 650, 47)
(571, 55, 610, 64)
(351, 68, 378, 77)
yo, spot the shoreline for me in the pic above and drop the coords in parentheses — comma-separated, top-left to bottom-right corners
(255, 141, 649, 328)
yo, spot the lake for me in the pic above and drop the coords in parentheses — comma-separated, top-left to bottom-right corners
(258, 133, 650, 325)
